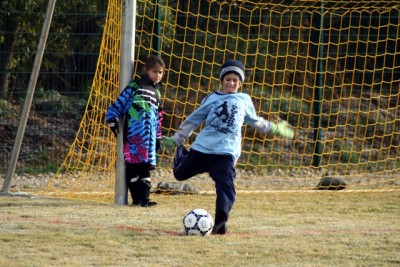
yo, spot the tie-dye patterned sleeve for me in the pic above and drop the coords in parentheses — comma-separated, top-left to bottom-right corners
(105, 86, 135, 123)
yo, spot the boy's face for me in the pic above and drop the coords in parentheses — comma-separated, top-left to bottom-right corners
(221, 73, 241, 93)
(147, 64, 164, 84)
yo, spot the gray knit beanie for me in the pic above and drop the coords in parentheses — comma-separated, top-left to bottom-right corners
(220, 60, 245, 82)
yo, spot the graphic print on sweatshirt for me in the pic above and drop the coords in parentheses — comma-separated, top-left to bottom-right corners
(209, 100, 238, 134)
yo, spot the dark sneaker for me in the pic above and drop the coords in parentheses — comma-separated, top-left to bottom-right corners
(174, 145, 189, 170)
(132, 200, 157, 207)
(147, 201, 157, 207)
(211, 222, 227, 235)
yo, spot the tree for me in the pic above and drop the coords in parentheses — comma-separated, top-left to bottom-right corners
(0, 0, 107, 100)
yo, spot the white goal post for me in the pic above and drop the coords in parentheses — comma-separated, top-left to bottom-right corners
(115, 0, 136, 205)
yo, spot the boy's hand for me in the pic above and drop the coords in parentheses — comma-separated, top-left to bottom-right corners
(108, 118, 119, 137)
(162, 136, 176, 149)
(269, 121, 294, 139)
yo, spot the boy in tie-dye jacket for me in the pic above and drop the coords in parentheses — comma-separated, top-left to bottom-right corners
(106, 55, 165, 207)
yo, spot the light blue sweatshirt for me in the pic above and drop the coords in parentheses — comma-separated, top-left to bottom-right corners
(172, 91, 273, 164)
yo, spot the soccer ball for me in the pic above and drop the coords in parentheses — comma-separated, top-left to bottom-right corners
(183, 208, 214, 236)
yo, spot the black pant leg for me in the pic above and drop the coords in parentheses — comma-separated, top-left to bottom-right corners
(126, 164, 139, 203)
(126, 163, 151, 205)
(173, 149, 208, 181)
(136, 165, 151, 206)
(209, 155, 236, 225)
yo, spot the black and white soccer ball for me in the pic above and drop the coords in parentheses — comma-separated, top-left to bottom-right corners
(183, 208, 214, 236)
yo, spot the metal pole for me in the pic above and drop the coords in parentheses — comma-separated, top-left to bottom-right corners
(1, 0, 57, 194)
(312, 2, 325, 168)
(152, 0, 161, 54)
(115, 0, 136, 205)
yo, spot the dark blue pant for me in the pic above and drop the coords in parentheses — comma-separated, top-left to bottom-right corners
(174, 148, 236, 225)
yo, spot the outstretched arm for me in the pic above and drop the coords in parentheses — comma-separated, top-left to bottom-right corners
(250, 117, 294, 140)
(162, 120, 198, 148)
(268, 120, 294, 139)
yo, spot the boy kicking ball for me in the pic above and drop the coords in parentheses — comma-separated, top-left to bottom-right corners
(163, 59, 294, 234)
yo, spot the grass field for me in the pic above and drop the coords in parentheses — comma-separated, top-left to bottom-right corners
(0, 191, 399, 266)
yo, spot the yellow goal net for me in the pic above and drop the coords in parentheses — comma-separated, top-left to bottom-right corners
(38, 0, 400, 202)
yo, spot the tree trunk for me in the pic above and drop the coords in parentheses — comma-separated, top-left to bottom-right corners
(0, 13, 18, 99)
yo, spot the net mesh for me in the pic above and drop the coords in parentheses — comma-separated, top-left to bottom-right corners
(36, 0, 400, 202)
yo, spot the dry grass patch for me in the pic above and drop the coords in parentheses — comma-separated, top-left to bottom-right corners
(0, 192, 399, 266)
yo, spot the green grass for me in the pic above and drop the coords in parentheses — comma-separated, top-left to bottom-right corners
(0, 192, 399, 266)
